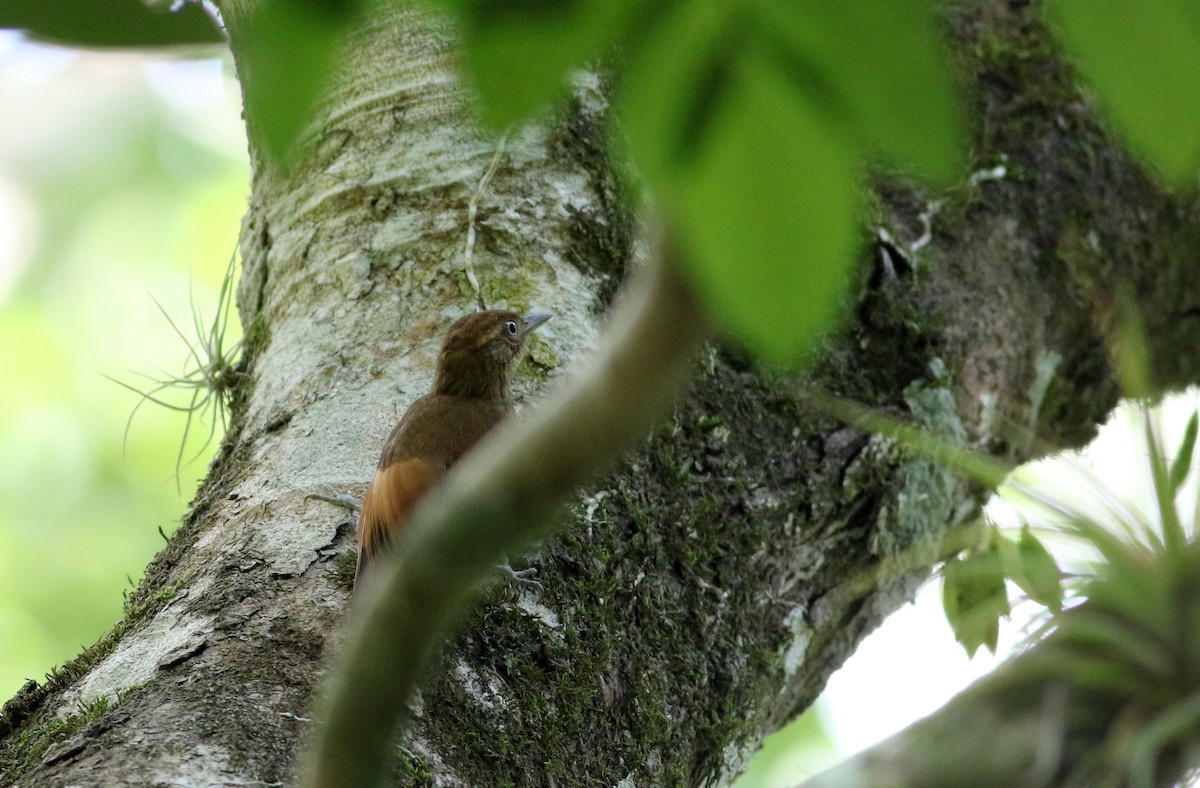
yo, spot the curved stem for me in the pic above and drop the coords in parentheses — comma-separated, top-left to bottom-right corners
(302, 248, 711, 788)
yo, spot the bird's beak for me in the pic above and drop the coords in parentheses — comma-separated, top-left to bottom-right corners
(522, 311, 553, 335)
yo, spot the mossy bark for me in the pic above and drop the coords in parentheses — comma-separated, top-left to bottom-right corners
(4, 0, 1200, 785)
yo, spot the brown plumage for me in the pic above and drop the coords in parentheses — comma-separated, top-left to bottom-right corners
(355, 309, 551, 588)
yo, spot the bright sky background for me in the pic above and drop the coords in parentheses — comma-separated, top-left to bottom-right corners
(2, 33, 1194, 787)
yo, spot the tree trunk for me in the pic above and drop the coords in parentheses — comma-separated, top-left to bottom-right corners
(4, 0, 1200, 785)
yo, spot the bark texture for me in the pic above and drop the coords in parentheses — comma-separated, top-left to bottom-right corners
(4, 0, 1200, 785)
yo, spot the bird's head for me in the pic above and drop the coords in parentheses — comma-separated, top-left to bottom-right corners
(433, 310, 552, 400)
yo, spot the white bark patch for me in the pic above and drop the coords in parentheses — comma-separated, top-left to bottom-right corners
(58, 603, 213, 715)
(407, 734, 469, 787)
(368, 206, 428, 254)
(453, 658, 509, 714)
(781, 605, 812, 678)
(250, 503, 344, 577)
(516, 594, 561, 632)
(145, 741, 247, 787)
(546, 172, 594, 220)
(718, 739, 754, 787)
(748, 487, 782, 511)
(243, 314, 347, 437)
(517, 253, 601, 371)
(569, 69, 609, 116)
(323, 249, 372, 299)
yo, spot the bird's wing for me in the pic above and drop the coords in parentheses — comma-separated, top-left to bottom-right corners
(355, 456, 440, 588)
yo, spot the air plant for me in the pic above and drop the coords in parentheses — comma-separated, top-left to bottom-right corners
(979, 404, 1200, 787)
(807, 296, 1200, 785)
(103, 254, 243, 492)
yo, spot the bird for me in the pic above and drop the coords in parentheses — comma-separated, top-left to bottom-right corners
(351, 309, 552, 589)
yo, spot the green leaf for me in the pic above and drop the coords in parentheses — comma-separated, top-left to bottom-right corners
(1048, 0, 1200, 185)
(748, 0, 963, 183)
(2, 0, 224, 49)
(622, 10, 860, 367)
(238, 0, 357, 165)
(943, 547, 1010, 658)
(618, 0, 734, 182)
(454, 0, 640, 128)
(997, 527, 1061, 613)
(996, 531, 1020, 576)
(677, 55, 859, 366)
(1015, 526, 1062, 613)
(1170, 410, 1198, 494)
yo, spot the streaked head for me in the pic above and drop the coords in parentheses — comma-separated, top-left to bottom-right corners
(433, 310, 552, 400)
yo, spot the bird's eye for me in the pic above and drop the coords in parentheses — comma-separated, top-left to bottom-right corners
(504, 320, 518, 336)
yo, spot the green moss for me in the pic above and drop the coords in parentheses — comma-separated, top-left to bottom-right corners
(17, 696, 107, 761)
(332, 550, 357, 591)
(241, 313, 272, 371)
(221, 312, 267, 423)
(475, 260, 544, 314)
(548, 80, 636, 307)
(523, 335, 560, 375)
(0, 683, 150, 783)
(859, 181, 891, 229)
(401, 354, 813, 785)
(392, 749, 433, 785)
(0, 576, 185, 777)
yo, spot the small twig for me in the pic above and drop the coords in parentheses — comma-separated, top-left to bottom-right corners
(463, 132, 508, 311)
(909, 199, 942, 256)
(279, 711, 314, 723)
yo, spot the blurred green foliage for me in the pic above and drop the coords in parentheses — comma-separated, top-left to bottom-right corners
(1049, 0, 1200, 187)
(734, 709, 838, 787)
(1, 0, 223, 50)
(229, 0, 962, 366)
(442, 0, 965, 366)
(0, 42, 247, 700)
(238, 0, 354, 163)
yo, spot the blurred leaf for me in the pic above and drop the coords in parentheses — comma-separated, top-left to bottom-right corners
(943, 546, 1009, 657)
(1141, 407, 1186, 554)
(619, 0, 733, 181)
(1169, 410, 1198, 494)
(1016, 526, 1063, 613)
(1048, 0, 1200, 185)
(997, 526, 1062, 614)
(750, 0, 963, 182)
(1, 0, 224, 48)
(1054, 612, 1172, 680)
(808, 391, 1013, 490)
(997, 530, 1020, 572)
(666, 53, 859, 366)
(452, 0, 965, 363)
(1112, 287, 1152, 399)
(455, 0, 640, 128)
(238, 0, 358, 164)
